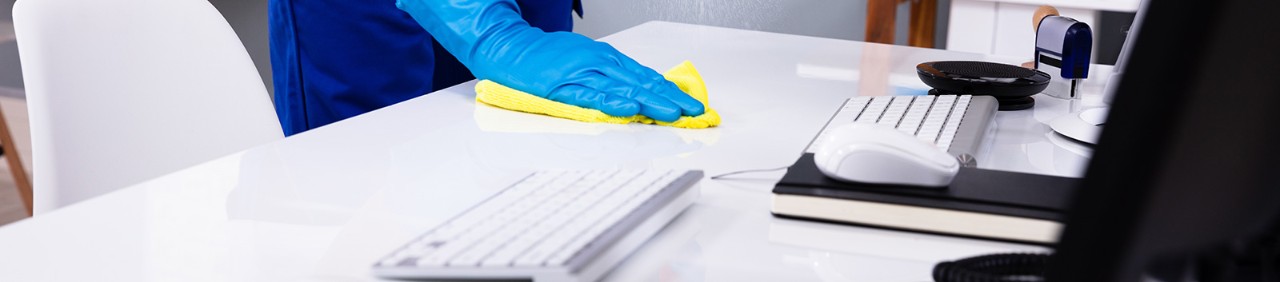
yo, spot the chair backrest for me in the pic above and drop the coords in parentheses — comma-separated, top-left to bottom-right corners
(13, 0, 284, 214)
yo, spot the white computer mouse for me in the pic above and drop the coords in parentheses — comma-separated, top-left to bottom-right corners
(813, 123, 960, 187)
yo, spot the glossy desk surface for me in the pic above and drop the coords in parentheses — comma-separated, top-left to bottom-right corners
(0, 22, 1109, 281)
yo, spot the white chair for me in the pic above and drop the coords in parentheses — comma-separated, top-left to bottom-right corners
(13, 0, 284, 214)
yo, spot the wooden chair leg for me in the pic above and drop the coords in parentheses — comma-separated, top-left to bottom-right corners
(0, 106, 33, 216)
(866, 0, 899, 44)
(909, 0, 938, 48)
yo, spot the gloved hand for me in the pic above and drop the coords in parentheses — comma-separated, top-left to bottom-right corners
(395, 0, 705, 122)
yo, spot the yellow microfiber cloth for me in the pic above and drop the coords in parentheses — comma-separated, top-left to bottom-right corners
(474, 61, 721, 129)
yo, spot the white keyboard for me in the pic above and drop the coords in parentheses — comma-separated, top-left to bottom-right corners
(373, 169, 703, 282)
(805, 95, 998, 159)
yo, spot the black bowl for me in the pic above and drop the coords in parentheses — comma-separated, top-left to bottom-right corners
(916, 61, 1051, 99)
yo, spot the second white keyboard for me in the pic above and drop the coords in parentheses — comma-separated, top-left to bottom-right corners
(805, 95, 998, 159)
(373, 169, 702, 282)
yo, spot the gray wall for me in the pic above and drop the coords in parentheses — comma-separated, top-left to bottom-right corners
(574, 0, 945, 45)
(2, 0, 21, 98)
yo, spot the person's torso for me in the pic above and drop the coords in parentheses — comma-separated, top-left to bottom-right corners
(269, 0, 578, 135)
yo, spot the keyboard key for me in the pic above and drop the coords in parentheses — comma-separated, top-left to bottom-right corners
(480, 246, 525, 267)
(878, 96, 912, 126)
(381, 256, 406, 267)
(841, 97, 872, 123)
(940, 105, 966, 150)
(936, 94, 957, 107)
(858, 98, 891, 123)
(956, 95, 972, 111)
(899, 96, 934, 134)
(416, 253, 450, 267)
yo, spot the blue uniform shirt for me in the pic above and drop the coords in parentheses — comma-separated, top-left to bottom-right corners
(269, 0, 578, 135)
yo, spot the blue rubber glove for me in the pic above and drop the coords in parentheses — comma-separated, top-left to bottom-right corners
(395, 0, 705, 122)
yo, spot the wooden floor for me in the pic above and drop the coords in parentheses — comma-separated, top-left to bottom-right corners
(0, 95, 31, 226)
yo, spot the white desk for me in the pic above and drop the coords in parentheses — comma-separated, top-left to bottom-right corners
(0, 22, 1108, 281)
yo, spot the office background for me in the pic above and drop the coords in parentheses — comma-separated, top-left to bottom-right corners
(0, 0, 923, 226)
(0, 0, 1128, 226)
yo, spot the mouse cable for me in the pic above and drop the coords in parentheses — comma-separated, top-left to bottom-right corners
(708, 166, 791, 180)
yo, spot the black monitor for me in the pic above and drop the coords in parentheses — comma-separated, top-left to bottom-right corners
(1048, 0, 1280, 281)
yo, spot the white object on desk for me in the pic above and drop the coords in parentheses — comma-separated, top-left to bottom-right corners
(814, 123, 960, 187)
(1049, 108, 1107, 144)
(12, 0, 284, 214)
(374, 169, 701, 281)
(0, 22, 1091, 281)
